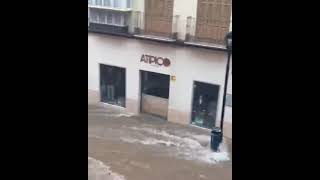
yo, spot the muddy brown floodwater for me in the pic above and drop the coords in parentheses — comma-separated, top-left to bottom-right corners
(88, 104, 232, 180)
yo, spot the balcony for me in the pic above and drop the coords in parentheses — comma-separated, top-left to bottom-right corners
(88, 8, 130, 36)
(184, 16, 231, 49)
(132, 11, 179, 42)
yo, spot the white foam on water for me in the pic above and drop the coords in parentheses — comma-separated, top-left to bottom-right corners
(199, 174, 208, 179)
(181, 137, 203, 148)
(197, 148, 230, 164)
(130, 127, 178, 139)
(115, 113, 134, 118)
(102, 113, 133, 118)
(88, 157, 126, 180)
(123, 127, 230, 164)
(120, 137, 139, 144)
(88, 135, 104, 139)
(121, 137, 179, 147)
(190, 134, 211, 143)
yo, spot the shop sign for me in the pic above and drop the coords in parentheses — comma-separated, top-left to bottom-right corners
(140, 54, 171, 67)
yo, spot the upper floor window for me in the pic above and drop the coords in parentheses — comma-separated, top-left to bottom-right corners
(103, 0, 111, 6)
(114, 12, 122, 25)
(107, 12, 113, 24)
(89, 9, 127, 26)
(95, 0, 103, 6)
(113, 0, 120, 8)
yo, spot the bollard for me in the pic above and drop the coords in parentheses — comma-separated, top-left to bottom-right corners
(211, 127, 222, 152)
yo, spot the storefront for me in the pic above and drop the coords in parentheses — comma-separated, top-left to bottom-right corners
(191, 81, 220, 129)
(88, 33, 232, 137)
(140, 70, 170, 119)
(99, 64, 126, 107)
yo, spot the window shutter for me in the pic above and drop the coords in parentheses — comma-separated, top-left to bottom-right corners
(144, 0, 174, 36)
(196, 0, 232, 44)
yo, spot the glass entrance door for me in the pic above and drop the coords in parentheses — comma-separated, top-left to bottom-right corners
(191, 81, 220, 129)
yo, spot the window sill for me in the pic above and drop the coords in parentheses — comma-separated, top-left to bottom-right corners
(184, 41, 226, 50)
(134, 34, 176, 43)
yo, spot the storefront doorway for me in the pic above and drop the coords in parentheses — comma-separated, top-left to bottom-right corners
(99, 64, 126, 107)
(191, 81, 220, 129)
(140, 70, 170, 119)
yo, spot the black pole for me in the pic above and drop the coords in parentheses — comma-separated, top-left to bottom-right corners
(210, 32, 231, 152)
(220, 50, 231, 136)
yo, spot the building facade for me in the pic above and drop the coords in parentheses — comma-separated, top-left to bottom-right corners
(88, 0, 232, 139)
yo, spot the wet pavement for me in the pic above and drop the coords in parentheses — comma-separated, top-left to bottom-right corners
(88, 104, 232, 180)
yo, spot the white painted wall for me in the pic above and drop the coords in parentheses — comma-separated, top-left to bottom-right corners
(227, 59, 232, 94)
(172, 0, 198, 40)
(129, 0, 144, 33)
(88, 33, 230, 126)
(132, 0, 143, 12)
(226, 58, 232, 124)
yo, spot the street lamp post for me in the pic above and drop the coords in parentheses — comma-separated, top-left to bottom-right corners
(210, 32, 232, 152)
(220, 32, 232, 136)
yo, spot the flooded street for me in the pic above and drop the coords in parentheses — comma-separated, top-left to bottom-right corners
(88, 104, 232, 180)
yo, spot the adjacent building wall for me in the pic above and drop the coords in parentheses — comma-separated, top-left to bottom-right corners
(88, 0, 232, 138)
(88, 33, 231, 130)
